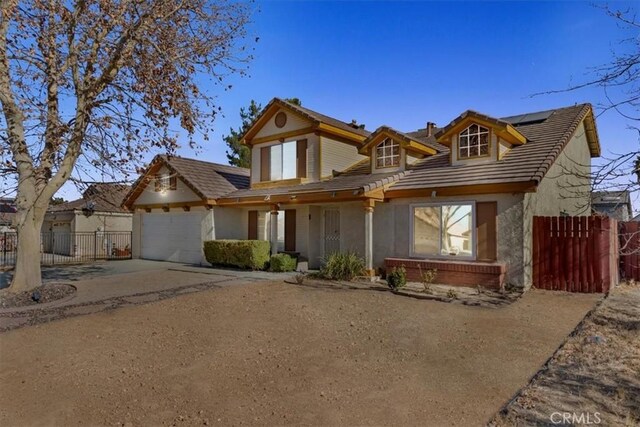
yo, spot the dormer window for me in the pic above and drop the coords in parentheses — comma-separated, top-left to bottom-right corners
(459, 124, 489, 159)
(376, 138, 400, 168)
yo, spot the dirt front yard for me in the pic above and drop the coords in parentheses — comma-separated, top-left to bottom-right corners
(491, 282, 640, 426)
(0, 281, 599, 426)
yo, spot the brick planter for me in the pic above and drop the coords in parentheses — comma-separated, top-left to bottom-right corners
(385, 258, 506, 289)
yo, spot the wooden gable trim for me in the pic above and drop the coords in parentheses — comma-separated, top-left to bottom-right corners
(359, 129, 437, 157)
(122, 156, 209, 209)
(582, 107, 601, 157)
(436, 116, 526, 146)
(384, 181, 538, 199)
(217, 189, 371, 207)
(250, 126, 316, 146)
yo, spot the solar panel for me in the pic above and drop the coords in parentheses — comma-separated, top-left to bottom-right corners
(502, 110, 554, 125)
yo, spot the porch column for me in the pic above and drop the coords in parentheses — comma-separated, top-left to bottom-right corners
(269, 204, 279, 255)
(364, 199, 375, 277)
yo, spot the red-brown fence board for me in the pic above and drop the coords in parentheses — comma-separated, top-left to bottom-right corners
(532, 215, 619, 293)
(620, 221, 640, 281)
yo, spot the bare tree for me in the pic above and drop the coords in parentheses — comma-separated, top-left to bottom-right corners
(538, 5, 640, 211)
(0, 0, 254, 292)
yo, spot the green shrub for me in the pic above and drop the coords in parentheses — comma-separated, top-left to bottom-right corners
(418, 266, 437, 293)
(270, 253, 297, 272)
(320, 251, 364, 281)
(203, 240, 270, 270)
(387, 265, 407, 290)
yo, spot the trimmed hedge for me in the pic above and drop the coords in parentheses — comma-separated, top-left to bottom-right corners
(270, 253, 297, 272)
(203, 240, 270, 270)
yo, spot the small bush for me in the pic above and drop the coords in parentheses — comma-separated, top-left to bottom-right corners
(418, 266, 437, 293)
(387, 265, 407, 290)
(203, 240, 270, 270)
(270, 253, 297, 272)
(320, 251, 365, 281)
(446, 288, 458, 299)
(294, 273, 306, 284)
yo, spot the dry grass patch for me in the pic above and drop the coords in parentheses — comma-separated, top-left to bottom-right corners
(490, 281, 640, 426)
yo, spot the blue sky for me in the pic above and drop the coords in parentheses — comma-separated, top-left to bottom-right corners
(58, 0, 639, 200)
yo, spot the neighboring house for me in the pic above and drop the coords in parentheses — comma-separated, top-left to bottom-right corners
(591, 191, 633, 221)
(43, 184, 132, 256)
(0, 198, 16, 232)
(124, 98, 600, 289)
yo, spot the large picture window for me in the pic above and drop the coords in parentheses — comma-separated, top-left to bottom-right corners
(458, 124, 489, 159)
(412, 203, 474, 258)
(376, 138, 400, 168)
(270, 141, 297, 180)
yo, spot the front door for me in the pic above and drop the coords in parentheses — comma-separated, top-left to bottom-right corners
(323, 209, 340, 256)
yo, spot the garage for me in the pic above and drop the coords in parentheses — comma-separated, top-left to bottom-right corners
(140, 212, 208, 264)
(123, 155, 250, 264)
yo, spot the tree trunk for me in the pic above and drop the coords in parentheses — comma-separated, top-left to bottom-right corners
(9, 209, 45, 293)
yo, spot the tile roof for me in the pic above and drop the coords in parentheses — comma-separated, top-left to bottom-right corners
(224, 103, 593, 200)
(388, 104, 593, 192)
(405, 128, 449, 152)
(49, 184, 131, 213)
(249, 98, 371, 139)
(161, 156, 250, 199)
(124, 155, 250, 207)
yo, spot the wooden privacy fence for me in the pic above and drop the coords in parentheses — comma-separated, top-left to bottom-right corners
(619, 221, 640, 281)
(533, 216, 618, 293)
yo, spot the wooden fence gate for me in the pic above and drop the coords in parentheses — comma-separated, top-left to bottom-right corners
(619, 220, 640, 281)
(532, 216, 618, 293)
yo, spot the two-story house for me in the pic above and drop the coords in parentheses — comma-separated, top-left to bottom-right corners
(123, 98, 600, 289)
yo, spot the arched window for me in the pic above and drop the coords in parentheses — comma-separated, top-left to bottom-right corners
(376, 138, 400, 168)
(459, 124, 489, 159)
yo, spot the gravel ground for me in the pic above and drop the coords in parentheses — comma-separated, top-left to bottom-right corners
(0, 281, 599, 426)
(490, 281, 640, 426)
(0, 283, 75, 308)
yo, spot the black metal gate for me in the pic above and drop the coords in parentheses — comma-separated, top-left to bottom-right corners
(1, 231, 132, 267)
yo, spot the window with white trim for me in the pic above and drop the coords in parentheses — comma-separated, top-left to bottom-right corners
(412, 203, 474, 257)
(375, 138, 400, 168)
(458, 124, 489, 159)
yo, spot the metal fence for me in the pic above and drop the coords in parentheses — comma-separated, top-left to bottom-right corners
(1, 231, 132, 267)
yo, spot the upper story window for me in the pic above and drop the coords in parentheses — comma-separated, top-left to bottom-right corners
(269, 141, 297, 180)
(154, 173, 177, 192)
(260, 139, 307, 182)
(376, 138, 400, 168)
(459, 124, 489, 159)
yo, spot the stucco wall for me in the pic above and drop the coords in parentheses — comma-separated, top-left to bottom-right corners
(72, 212, 132, 233)
(320, 137, 366, 178)
(213, 207, 247, 240)
(521, 120, 593, 287)
(134, 166, 201, 205)
(375, 194, 526, 286)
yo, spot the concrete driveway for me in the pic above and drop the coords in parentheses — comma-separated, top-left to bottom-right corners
(0, 259, 295, 290)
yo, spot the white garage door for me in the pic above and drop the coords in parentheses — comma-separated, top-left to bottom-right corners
(141, 212, 206, 264)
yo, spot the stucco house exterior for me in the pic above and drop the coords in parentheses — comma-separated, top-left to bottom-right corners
(124, 98, 600, 290)
(43, 184, 132, 256)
